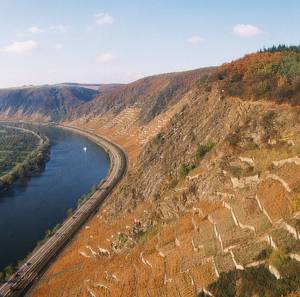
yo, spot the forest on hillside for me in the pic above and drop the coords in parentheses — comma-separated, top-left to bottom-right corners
(208, 45, 300, 104)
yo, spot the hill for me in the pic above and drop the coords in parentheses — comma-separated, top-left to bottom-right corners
(0, 85, 100, 122)
(215, 47, 300, 104)
(0, 68, 213, 126)
(68, 67, 214, 123)
(8, 49, 300, 297)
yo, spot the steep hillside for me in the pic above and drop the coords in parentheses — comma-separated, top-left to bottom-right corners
(0, 68, 213, 129)
(0, 85, 100, 122)
(69, 67, 214, 124)
(215, 48, 300, 104)
(26, 49, 300, 297)
(66, 68, 214, 163)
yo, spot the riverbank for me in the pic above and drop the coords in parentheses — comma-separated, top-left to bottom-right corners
(0, 126, 50, 193)
(0, 124, 127, 297)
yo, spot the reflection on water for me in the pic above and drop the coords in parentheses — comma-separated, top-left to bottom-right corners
(0, 127, 109, 271)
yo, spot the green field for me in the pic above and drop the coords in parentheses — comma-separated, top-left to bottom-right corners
(0, 126, 41, 177)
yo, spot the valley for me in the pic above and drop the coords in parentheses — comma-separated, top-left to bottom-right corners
(0, 47, 299, 297)
(0, 125, 110, 292)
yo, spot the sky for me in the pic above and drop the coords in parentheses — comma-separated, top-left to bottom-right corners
(0, 0, 299, 88)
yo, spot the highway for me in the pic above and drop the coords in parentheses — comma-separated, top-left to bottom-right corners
(0, 125, 127, 297)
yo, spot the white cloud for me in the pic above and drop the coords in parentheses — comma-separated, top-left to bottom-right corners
(97, 52, 114, 63)
(95, 13, 114, 25)
(187, 35, 205, 45)
(1, 40, 38, 54)
(28, 26, 44, 33)
(233, 24, 262, 37)
(55, 43, 63, 50)
(49, 25, 67, 33)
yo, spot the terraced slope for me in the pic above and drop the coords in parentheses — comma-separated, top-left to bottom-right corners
(30, 102, 300, 296)
(68, 68, 214, 124)
(23, 50, 300, 296)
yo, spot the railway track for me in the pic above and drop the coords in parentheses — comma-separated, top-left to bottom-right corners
(0, 124, 127, 297)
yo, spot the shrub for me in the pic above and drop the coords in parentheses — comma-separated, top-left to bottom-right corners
(197, 74, 209, 85)
(117, 233, 128, 245)
(255, 247, 273, 261)
(136, 224, 161, 244)
(254, 81, 272, 96)
(153, 132, 165, 145)
(227, 166, 243, 178)
(208, 265, 300, 297)
(3, 265, 13, 280)
(227, 132, 241, 146)
(270, 248, 300, 277)
(0, 272, 4, 283)
(231, 73, 243, 82)
(170, 178, 178, 188)
(196, 140, 215, 160)
(67, 208, 73, 217)
(179, 163, 195, 178)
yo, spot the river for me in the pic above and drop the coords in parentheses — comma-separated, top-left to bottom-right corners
(0, 126, 109, 272)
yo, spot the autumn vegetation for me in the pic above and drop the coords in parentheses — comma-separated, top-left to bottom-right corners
(212, 45, 300, 104)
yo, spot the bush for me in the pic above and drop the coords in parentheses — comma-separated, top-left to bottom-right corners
(170, 178, 178, 188)
(254, 81, 272, 96)
(0, 272, 4, 283)
(179, 163, 195, 178)
(67, 208, 73, 217)
(197, 74, 209, 85)
(208, 265, 300, 297)
(3, 265, 13, 280)
(270, 248, 300, 277)
(117, 233, 128, 245)
(255, 247, 273, 261)
(136, 224, 161, 244)
(153, 132, 165, 145)
(227, 166, 243, 178)
(196, 140, 215, 160)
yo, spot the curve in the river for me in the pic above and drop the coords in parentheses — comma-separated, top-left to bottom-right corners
(0, 124, 127, 297)
(0, 124, 109, 271)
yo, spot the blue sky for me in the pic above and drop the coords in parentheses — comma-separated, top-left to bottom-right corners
(0, 0, 299, 88)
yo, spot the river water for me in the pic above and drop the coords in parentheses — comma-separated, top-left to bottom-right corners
(0, 126, 109, 271)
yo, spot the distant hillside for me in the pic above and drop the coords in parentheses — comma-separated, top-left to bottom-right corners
(56, 83, 123, 92)
(0, 69, 213, 124)
(69, 67, 214, 123)
(0, 85, 99, 121)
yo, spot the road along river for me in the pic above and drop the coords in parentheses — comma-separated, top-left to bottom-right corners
(0, 124, 127, 297)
